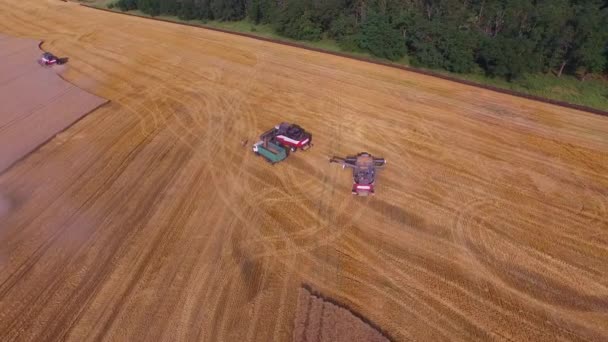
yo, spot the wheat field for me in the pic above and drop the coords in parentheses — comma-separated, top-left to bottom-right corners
(0, 1, 607, 341)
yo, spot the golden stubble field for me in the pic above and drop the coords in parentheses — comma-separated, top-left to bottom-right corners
(0, 0, 607, 341)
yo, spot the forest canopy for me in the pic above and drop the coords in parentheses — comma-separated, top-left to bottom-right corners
(115, 0, 608, 81)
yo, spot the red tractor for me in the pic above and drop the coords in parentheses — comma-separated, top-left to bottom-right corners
(273, 122, 312, 152)
(330, 153, 387, 196)
(38, 52, 68, 66)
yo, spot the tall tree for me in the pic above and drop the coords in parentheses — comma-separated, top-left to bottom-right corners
(357, 11, 406, 61)
(114, 0, 608, 81)
(570, 0, 608, 79)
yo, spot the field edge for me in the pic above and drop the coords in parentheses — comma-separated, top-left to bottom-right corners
(78, 3, 608, 118)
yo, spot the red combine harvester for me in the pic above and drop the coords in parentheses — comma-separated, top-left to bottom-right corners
(273, 122, 312, 152)
(38, 52, 68, 66)
(330, 152, 387, 196)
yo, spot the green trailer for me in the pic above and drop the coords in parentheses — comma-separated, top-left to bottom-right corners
(252, 139, 288, 164)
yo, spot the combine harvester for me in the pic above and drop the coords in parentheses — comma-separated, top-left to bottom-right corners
(252, 122, 312, 164)
(330, 153, 387, 196)
(38, 52, 68, 66)
(274, 123, 312, 152)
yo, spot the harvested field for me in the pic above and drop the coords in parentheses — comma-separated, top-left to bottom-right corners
(0, 33, 107, 172)
(1, 1, 608, 341)
(293, 286, 389, 342)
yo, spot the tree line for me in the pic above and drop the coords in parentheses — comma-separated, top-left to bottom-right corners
(115, 0, 608, 81)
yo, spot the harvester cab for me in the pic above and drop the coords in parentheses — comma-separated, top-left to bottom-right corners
(274, 122, 312, 152)
(329, 152, 386, 196)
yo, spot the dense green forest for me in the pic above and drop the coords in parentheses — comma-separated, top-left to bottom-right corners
(113, 0, 607, 82)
